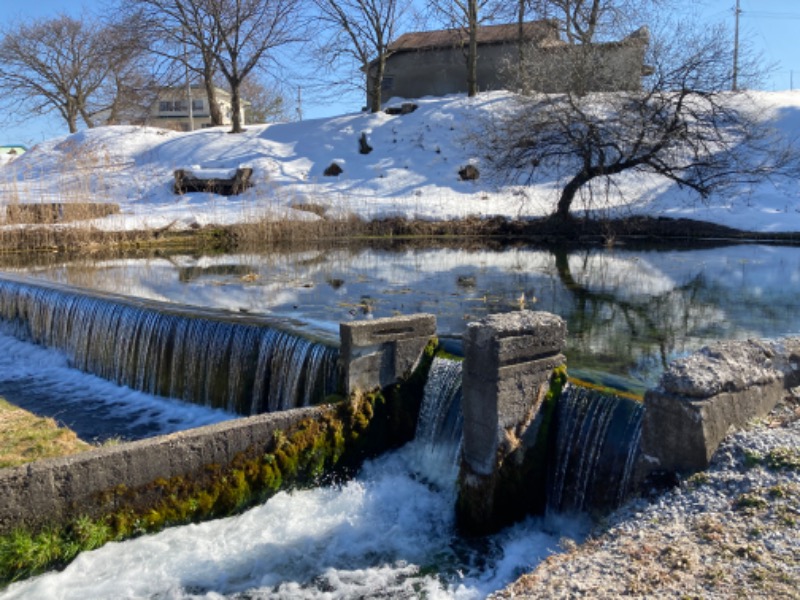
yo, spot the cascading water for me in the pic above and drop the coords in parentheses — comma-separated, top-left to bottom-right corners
(0, 276, 340, 416)
(0, 352, 583, 600)
(548, 384, 644, 515)
(414, 356, 464, 469)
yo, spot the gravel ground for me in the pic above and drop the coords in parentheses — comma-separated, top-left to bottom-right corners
(493, 393, 800, 599)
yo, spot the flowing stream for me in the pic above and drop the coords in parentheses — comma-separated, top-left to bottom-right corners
(0, 357, 587, 600)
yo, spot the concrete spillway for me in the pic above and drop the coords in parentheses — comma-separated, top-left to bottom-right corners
(0, 275, 340, 415)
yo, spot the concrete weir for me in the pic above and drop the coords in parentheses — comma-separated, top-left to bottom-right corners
(0, 308, 439, 538)
(458, 311, 567, 534)
(1, 289, 798, 545)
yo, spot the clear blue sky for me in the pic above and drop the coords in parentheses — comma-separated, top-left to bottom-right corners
(1, 0, 798, 146)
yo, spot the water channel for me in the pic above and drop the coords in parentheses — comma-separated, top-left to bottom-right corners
(0, 240, 798, 598)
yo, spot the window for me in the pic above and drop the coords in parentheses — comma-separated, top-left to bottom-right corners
(381, 76, 394, 92)
(192, 99, 204, 112)
(159, 101, 173, 112)
(174, 100, 188, 112)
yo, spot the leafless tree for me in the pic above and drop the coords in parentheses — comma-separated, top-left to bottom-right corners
(123, 0, 227, 126)
(207, 0, 303, 133)
(483, 21, 796, 220)
(0, 14, 125, 133)
(240, 76, 290, 123)
(427, 0, 503, 97)
(312, 0, 407, 113)
(517, 0, 669, 43)
(96, 14, 160, 126)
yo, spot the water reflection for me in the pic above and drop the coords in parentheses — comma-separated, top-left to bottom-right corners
(6, 242, 799, 390)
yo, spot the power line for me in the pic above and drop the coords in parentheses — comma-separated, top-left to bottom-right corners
(744, 11, 800, 20)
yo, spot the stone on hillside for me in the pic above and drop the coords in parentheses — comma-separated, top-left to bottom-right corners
(459, 164, 479, 181)
(324, 162, 343, 177)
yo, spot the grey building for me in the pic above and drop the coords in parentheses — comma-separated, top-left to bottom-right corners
(367, 21, 650, 104)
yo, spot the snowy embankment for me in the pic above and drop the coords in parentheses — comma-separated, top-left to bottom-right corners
(1, 90, 800, 233)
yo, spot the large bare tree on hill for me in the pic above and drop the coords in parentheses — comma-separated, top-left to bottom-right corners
(428, 0, 503, 97)
(123, 0, 227, 126)
(484, 20, 796, 221)
(208, 0, 302, 133)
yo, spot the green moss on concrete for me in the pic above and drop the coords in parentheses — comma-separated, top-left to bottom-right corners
(0, 339, 437, 587)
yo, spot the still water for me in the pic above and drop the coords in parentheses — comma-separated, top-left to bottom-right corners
(12, 242, 800, 391)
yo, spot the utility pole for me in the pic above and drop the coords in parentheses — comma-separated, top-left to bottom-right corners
(732, 0, 741, 91)
(296, 87, 303, 121)
(183, 33, 195, 131)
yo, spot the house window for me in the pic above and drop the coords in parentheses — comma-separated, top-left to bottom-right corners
(381, 76, 394, 92)
(159, 101, 173, 112)
(174, 100, 188, 112)
(192, 99, 204, 112)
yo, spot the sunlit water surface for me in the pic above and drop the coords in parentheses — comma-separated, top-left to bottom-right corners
(11, 243, 800, 390)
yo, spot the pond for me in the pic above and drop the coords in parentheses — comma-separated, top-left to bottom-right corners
(1, 239, 798, 599)
(9, 241, 800, 394)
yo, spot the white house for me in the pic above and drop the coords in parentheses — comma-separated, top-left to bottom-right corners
(0, 144, 27, 165)
(149, 86, 249, 130)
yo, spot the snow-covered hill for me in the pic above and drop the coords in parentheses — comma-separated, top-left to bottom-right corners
(2, 91, 800, 233)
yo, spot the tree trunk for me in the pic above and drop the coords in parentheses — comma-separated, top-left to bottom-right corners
(467, 0, 479, 97)
(230, 83, 243, 133)
(203, 66, 224, 126)
(368, 56, 386, 113)
(555, 170, 592, 219)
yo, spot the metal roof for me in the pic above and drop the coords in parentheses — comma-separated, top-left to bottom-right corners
(388, 20, 562, 52)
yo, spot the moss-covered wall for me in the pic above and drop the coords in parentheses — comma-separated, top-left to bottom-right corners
(0, 341, 435, 586)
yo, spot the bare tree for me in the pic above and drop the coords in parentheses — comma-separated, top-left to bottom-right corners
(521, 0, 669, 43)
(312, 0, 406, 113)
(240, 76, 290, 123)
(208, 0, 302, 133)
(96, 14, 159, 126)
(483, 22, 795, 220)
(123, 0, 226, 126)
(0, 14, 121, 133)
(427, 0, 502, 97)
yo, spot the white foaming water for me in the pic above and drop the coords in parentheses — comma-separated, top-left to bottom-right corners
(0, 443, 580, 600)
(0, 328, 235, 441)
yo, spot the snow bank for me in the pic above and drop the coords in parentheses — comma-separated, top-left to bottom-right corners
(1, 91, 799, 233)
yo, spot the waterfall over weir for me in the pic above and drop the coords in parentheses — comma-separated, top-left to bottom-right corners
(420, 358, 644, 519)
(0, 276, 340, 415)
(416, 357, 464, 467)
(548, 385, 644, 515)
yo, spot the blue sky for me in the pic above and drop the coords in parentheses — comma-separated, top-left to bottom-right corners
(1, 0, 798, 146)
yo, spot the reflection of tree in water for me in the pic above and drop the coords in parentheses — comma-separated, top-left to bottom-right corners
(552, 249, 727, 387)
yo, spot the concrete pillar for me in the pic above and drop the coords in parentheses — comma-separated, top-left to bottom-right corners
(458, 310, 566, 534)
(339, 314, 436, 395)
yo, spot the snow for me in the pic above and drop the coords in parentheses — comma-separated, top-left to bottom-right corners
(2, 90, 800, 233)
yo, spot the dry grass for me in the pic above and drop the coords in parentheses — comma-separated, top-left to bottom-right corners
(0, 398, 91, 469)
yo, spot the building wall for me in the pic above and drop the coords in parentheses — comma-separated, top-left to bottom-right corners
(149, 89, 244, 131)
(371, 38, 647, 103)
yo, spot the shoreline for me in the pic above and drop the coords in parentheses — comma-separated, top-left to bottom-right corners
(0, 215, 798, 258)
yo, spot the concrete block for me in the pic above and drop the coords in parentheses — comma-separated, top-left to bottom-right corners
(641, 379, 788, 474)
(340, 314, 436, 394)
(461, 311, 566, 476)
